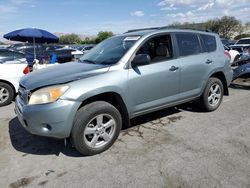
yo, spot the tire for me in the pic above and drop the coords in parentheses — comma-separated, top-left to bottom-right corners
(198, 77, 224, 112)
(0, 82, 14, 107)
(233, 55, 240, 63)
(71, 101, 122, 156)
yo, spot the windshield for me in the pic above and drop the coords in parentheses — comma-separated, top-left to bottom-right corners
(79, 35, 140, 65)
(236, 39, 250, 45)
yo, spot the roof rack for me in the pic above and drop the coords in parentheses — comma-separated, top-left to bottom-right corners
(125, 26, 213, 33)
(125, 27, 163, 33)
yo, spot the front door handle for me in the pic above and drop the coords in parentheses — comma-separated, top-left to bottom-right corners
(206, 59, 213, 64)
(169, 66, 179, 71)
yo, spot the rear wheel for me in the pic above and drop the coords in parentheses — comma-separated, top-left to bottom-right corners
(198, 77, 224, 112)
(71, 101, 122, 156)
(0, 82, 14, 107)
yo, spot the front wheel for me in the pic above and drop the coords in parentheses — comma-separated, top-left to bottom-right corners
(198, 77, 224, 112)
(71, 101, 122, 156)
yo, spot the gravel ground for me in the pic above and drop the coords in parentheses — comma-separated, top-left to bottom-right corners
(0, 81, 250, 188)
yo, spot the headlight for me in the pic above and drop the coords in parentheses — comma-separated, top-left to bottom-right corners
(29, 85, 69, 105)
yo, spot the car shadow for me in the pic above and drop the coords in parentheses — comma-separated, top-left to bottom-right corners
(230, 78, 250, 90)
(8, 103, 201, 157)
(8, 117, 82, 157)
(127, 102, 202, 129)
(230, 83, 250, 90)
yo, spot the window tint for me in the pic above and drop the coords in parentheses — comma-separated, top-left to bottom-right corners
(176, 33, 202, 56)
(136, 35, 173, 63)
(236, 39, 250, 44)
(14, 52, 25, 59)
(201, 34, 216, 52)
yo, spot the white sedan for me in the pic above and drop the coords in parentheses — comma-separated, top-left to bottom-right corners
(0, 60, 57, 107)
(0, 62, 27, 106)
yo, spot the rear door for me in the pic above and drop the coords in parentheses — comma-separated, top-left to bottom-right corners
(175, 33, 215, 99)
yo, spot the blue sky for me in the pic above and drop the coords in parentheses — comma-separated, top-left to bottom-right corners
(1, 0, 250, 40)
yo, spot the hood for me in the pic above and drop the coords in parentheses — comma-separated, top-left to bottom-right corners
(20, 62, 110, 90)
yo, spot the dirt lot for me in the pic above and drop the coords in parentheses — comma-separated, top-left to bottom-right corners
(0, 81, 250, 188)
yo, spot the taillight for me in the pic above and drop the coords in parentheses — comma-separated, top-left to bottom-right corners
(248, 47, 250, 55)
(224, 50, 231, 59)
(23, 66, 30, 74)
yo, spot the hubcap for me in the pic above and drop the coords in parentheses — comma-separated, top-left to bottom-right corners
(0, 87, 9, 104)
(208, 83, 221, 106)
(83, 114, 116, 149)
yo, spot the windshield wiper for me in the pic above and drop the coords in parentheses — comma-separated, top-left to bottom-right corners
(81, 59, 96, 64)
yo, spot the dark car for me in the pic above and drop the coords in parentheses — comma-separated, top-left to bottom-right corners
(230, 38, 250, 57)
(8, 44, 74, 64)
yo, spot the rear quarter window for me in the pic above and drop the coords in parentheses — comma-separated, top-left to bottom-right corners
(176, 33, 202, 56)
(200, 34, 217, 52)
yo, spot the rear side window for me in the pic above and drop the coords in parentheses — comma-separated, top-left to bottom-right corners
(200, 34, 217, 52)
(176, 33, 202, 56)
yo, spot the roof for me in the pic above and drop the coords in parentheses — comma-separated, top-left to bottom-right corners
(122, 27, 216, 37)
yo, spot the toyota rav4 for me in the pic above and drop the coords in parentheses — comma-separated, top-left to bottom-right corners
(15, 28, 233, 155)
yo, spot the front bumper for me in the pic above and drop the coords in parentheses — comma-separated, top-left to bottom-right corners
(15, 95, 81, 139)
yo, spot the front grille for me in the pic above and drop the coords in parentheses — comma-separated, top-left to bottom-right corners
(18, 84, 30, 104)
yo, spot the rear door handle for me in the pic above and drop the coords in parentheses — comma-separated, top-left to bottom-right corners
(206, 59, 213, 64)
(169, 66, 179, 71)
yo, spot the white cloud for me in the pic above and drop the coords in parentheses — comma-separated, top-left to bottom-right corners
(157, 0, 250, 24)
(240, 7, 250, 12)
(0, 4, 17, 13)
(130, 11, 145, 17)
(161, 6, 177, 11)
(9, 0, 33, 4)
(197, 2, 214, 11)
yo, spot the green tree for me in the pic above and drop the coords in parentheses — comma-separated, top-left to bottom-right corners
(218, 16, 241, 39)
(59, 34, 82, 44)
(205, 19, 221, 33)
(234, 33, 250, 40)
(95, 31, 114, 43)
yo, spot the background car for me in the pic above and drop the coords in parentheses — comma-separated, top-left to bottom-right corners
(0, 62, 27, 106)
(224, 45, 240, 64)
(0, 49, 26, 64)
(81, 44, 95, 54)
(0, 50, 58, 107)
(230, 37, 250, 58)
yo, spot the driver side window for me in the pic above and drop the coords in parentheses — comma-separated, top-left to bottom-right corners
(136, 34, 173, 63)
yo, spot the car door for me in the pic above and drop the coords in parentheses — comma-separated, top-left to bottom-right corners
(174, 33, 213, 99)
(128, 34, 180, 116)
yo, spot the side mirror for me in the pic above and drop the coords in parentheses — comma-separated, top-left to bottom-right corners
(131, 54, 151, 67)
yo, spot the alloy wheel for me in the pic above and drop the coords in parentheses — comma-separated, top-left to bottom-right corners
(83, 114, 116, 149)
(0, 87, 9, 104)
(207, 83, 221, 106)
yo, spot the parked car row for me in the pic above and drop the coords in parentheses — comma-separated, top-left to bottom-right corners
(221, 37, 250, 66)
(0, 42, 96, 107)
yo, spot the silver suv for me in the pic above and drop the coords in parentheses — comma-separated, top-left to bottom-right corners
(15, 28, 233, 155)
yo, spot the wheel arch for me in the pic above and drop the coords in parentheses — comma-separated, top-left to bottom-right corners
(210, 72, 229, 96)
(77, 92, 130, 129)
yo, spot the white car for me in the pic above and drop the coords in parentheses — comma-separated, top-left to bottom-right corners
(0, 63, 27, 106)
(224, 45, 240, 64)
(0, 60, 57, 107)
